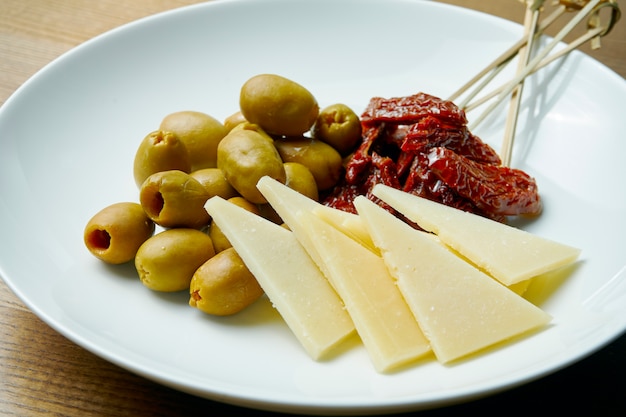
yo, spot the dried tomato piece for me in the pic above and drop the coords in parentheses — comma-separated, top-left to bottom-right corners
(402, 116, 501, 165)
(346, 124, 408, 184)
(427, 147, 542, 216)
(322, 182, 363, 214)
(402, 153, 502, 220)
(369, 152, 401, 191)
(345, 124, 381, 184)
(327, 91, 541, 223)
(325, 152, 400, 214)
(361, 93, 467, 127)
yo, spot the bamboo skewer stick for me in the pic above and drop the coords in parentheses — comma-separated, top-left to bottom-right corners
(500, 1, 543, 167)
(463, 1, 620, 112)
(468, 0, 604, 131)
(463, 24, 605, 112)
(449, 0, 621, 167)
(456, 56, 512, 110)
(448, 4, 567, 103)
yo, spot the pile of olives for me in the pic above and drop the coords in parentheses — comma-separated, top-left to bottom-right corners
(83, 73, 363, 316)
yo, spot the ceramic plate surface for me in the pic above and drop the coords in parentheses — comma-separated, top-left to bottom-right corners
(1, 0, 625, 414)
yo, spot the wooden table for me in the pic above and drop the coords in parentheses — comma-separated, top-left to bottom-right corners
(1, 1, 625, 415)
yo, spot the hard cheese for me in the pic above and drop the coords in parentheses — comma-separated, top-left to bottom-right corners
(204, 196, 355, 360)
(257, 176, 377, 254)
(372, 184, 581, 285)
(313, 205, 379, 254)
(292, 209, 431, 372)
(353, 196, 552, 363)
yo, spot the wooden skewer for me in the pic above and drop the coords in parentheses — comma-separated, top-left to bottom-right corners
(500, 1, 543, 167)
(447, 4, 566, 103)
(468, 0, 604, 131)
(456, 55, 513, 110)
(463, 0, 620, 112)
(448, 0, 621, 168)
(463, 24, 605, 112)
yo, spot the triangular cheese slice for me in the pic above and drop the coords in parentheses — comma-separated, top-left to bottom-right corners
(292, 209, 431, 372)
(372, 184, 581, 285)
(353, 196, 552, 363)
(257, 176, 377, 254)
(436, 237, 533, 296)
(204, 196, 355, 360)
(312, 205, 379, 255)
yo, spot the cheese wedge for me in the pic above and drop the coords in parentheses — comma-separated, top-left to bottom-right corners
(291, 209, 431, 372)
(257, 176, 377, 254)
(437, 238, 532, 295)
(508, 279, 531, 296)
(372, 184, 581, 285)
(204, 196, 355, 360)
(312, 205, 379, 254)
(353, 196, 552, 363)
(326, 197, 529, 297)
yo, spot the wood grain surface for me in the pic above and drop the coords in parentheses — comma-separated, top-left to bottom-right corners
(1, 1, 625, 416)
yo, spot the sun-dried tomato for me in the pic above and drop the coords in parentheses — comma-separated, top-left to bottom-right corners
(326, 152, 401, 214)
(402, 116, 501, 165)
(345, 125, 382, 184)
(401, 153, 502, 220)
(361, 93, 467, 127)
(323, 92, 542, 222)
(427, 147, 541, 216)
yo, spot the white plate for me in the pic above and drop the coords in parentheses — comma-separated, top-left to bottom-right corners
(1, 0, 625, 414)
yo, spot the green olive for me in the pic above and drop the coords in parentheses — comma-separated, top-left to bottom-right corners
(159, 111, 228, 171)
(139, 170, 211, 229)
(133, 130, 191, 187)
(274, 137, 342, 191)
(135, 228, 215, 292)
(217, 129, 286, 204)
(189, 247, 263, 316)
(312, 103, 362, 155)
(190, 168, 239, 200)
(239, 74, 319, 137)
(223, 111, 247, 132)
(283, 162, 318, 201)
(209, 197, 261, 253)
(229, 121, 275, 142)
(84, 202, 155, 264)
